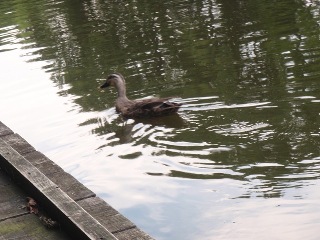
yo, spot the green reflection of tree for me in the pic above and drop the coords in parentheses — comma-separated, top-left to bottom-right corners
(4, 0, 320, 196)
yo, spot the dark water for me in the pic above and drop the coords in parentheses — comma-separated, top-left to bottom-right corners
(1, 0, 320, 239)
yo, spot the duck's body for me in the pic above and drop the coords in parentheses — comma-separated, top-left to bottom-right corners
(100, 73, 182, 118)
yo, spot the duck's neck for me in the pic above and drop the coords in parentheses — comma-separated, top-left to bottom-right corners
(114, 79, 128, 99)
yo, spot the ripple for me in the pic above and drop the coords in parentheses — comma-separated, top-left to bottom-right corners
(150, 156, 243, 179)
(212, 121, 272, 142)
(298, 158, 320, 164)
(149, 132, 211, 147)
(294, 96, 317, 99)
(180, 96, 271, 112)
(99, 107, 118, 124)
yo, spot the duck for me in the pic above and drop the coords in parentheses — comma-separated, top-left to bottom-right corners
(100, 73, 182, 118)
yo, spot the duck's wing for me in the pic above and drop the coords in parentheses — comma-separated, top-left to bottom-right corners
(134, 97, 180, 109)
(141, 100, 169, 109)
(125, 98, 182, 118)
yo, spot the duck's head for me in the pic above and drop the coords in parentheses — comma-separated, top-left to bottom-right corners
(100, 73, 125, 89)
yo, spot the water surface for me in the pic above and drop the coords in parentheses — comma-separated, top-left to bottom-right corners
(1, 0, 320, 239)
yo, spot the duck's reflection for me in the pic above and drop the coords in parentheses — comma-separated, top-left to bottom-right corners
(132, 113, 186, 128)
(92, 112, 186, 145)
(117, 113, 186, 144)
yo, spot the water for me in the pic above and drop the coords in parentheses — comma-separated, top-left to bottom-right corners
(1, 0, 320, 239)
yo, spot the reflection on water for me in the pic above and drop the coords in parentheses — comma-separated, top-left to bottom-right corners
(1, 0, 320, 239)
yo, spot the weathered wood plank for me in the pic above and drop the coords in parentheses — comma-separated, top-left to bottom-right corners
(78, 197, 153, 239)
(0, 122, 154, 240)
(77, 197, 119, 217)
(78, 197, 136, 233)
(0, 167, 14, 186)
(24, 151, 95, 201)
(0, 214, 70, 240)
(43, 168, 96, 201)
(0, 122, 13, 137)
(114, 227, 154, 240)
(0, 168, 69, 239)
(0, 169, 26, 221)
(0, 139, 117, 240)
(1, 134, 35, 155)
(22, 151, 54, 166)
(0, 200, 27, 222)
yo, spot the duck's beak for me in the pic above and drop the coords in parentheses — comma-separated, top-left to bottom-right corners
(100, 81, 110, 89)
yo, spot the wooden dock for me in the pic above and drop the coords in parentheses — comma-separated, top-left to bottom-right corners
(0, 121, 154, 240)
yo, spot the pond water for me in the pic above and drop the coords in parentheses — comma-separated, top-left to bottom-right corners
(1, 0, 320, 239)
